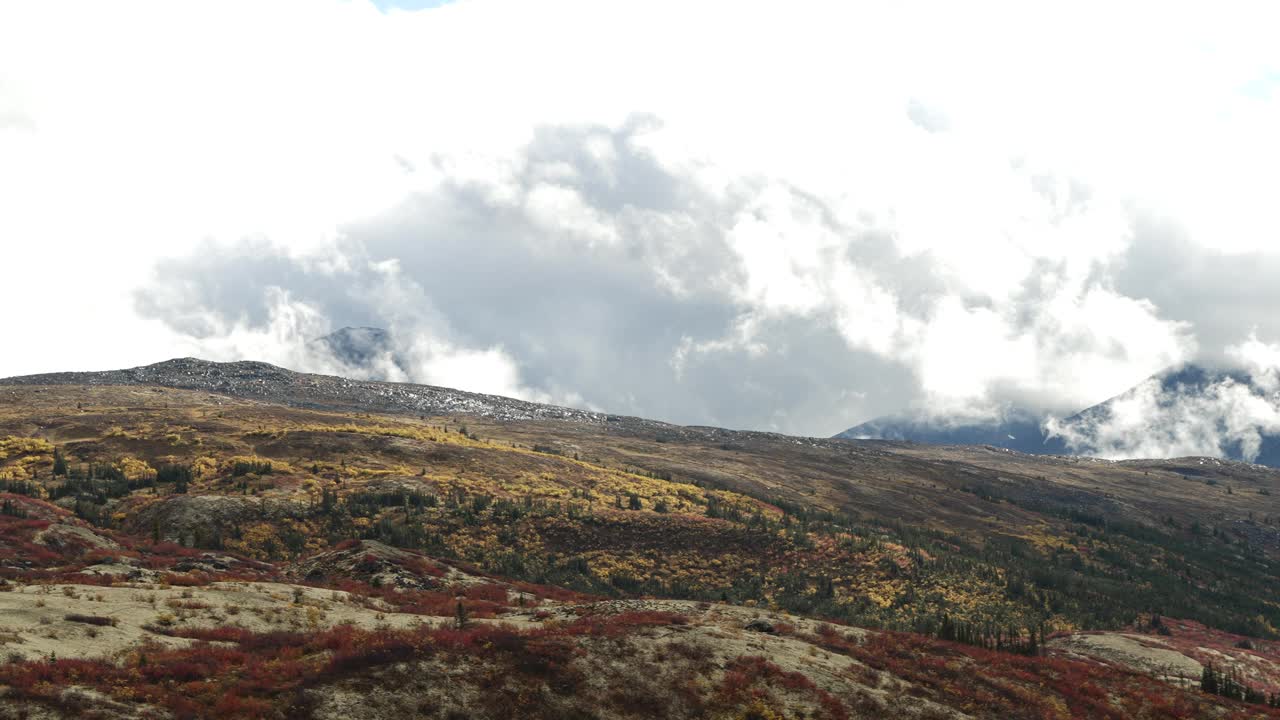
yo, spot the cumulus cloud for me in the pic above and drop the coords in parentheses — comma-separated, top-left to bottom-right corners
(130, 118, 1192, 433)
(3, 0, 1280, 443)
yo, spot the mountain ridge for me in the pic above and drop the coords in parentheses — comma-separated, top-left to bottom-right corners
(11, 357, 1278, 468)
(0, 357, 835, 451)
(0, 356, 613, 426)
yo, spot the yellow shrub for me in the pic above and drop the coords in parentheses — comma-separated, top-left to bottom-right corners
(116, 456, 154, 480)
(0, 436, 53, 461)
(193, 456, 218, 479)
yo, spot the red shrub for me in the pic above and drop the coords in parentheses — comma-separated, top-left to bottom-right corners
(214, 693, 275, 718)
(398, 555, 447, 578)
(465, 582, 510, 603)
(323, 631, 419, 676)
(159, 571, 212, 586)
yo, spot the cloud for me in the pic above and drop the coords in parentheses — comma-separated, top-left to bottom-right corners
(131, 117, 1192, 434)
(3, 0, 1280, 443)
(1043, 335, 1280, 462)
(138, 242, 552, 403)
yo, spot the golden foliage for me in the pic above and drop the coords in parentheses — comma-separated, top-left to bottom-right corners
(224, 523, 284, 561)
(218, 455, 296, 475)
(193, 456, 218, 479)
(116, 456, 154, 481)
(0, 436, 53, 461)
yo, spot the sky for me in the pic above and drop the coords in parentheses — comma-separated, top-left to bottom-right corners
(2, 0, 1280, 443)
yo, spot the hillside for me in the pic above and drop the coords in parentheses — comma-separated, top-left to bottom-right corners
(3, 362, 1280, 717)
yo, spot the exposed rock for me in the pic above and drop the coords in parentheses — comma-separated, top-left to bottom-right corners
(79, 562, 157, 582)
(288, 540, 452, 590)
(33, 523, 121, 554)
(127, 494, 309, 543)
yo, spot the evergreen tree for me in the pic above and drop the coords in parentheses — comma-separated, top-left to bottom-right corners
(816, 575, 835, 599)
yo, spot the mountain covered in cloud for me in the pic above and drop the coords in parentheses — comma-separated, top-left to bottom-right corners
(1047, 364, 1280, 467)
(308, 326, 405, 373)
(840, 364, 1280, 467)
(834, 408, 1069, 455)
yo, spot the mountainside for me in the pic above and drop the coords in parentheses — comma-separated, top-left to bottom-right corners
(834, 409, 1068, 455)
(4, 360, 1280, 717)
(841, 364, 1280, 468)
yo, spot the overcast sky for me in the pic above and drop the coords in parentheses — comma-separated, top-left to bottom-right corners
(2, 0, 1279, 437)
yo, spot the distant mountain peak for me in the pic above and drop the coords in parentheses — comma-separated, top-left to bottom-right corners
(838, 361, 1280, 467)
(833, 407, 1068, 455)
(310, 327, 394, 365)
(306, 326, 412, 381)
(1048, 362, 1280, 466)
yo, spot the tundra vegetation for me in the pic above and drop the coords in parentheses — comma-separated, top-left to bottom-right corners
(3, 380, 1280, 718)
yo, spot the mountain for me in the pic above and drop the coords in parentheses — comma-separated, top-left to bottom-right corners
(834, 408, 1068, 455)
(0, 356, 612, 425)
(308, 326, 411, 379)
(5, 358, 1280, 717)
(309, 326, 397, 368)
(1051, 363, 1280, 467)
(839, 364, 1280, 467)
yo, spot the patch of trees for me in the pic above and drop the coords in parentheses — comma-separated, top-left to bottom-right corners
(155, 464, 192, 493)
(344, 489, 438, 518)
(231, 460, 274, 477)
(929, 614, 1043, 655)
(0, 480, 39, 497)
(1200, 663, 1275, 706)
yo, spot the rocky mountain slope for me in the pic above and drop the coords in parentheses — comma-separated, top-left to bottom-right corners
(0, 357, 614, 425)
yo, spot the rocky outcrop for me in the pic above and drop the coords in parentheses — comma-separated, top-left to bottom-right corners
(126, 494, 309, 544)
(287, 540, 450, 590)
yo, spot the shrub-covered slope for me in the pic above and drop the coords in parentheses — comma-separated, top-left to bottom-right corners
(2, 377, 1280, 717)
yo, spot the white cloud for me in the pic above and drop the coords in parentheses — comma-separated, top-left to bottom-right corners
(1048, 335, 1280, 462)
(1047, 374, 1280, 463)
(152, 260, 553, 403)
(1228, 334, 1280, 393)
(524, 184, 620, 248)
